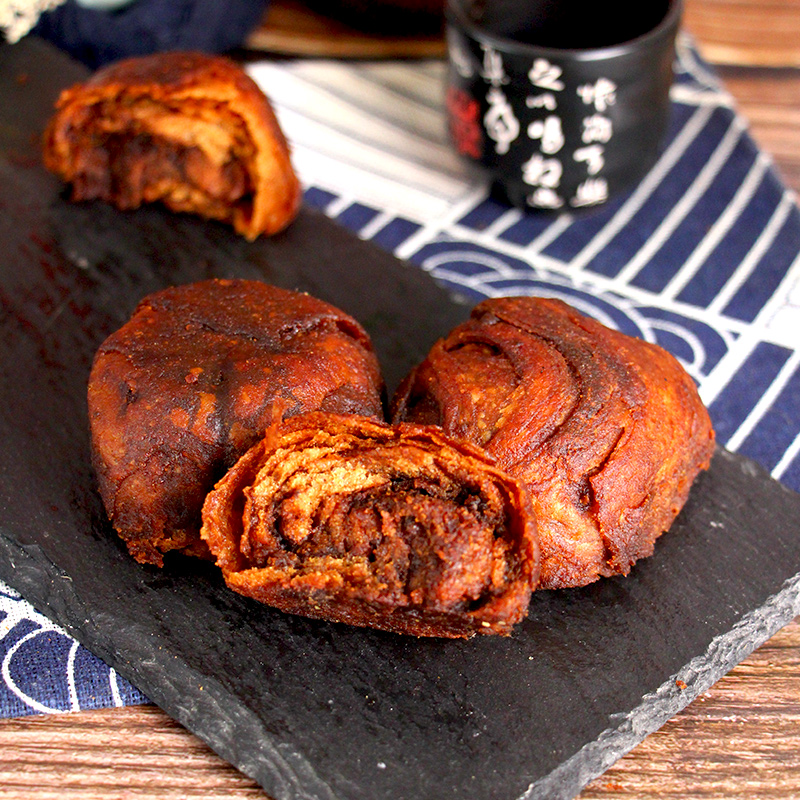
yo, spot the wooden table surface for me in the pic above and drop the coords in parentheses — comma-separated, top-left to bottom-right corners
(3, 1, 800, 798)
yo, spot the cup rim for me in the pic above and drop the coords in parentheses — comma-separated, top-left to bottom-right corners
(445, 0, 683, 61)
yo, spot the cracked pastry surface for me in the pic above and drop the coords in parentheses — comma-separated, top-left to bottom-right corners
(392, 296, 715, 590)
(43, 51, 300, 239)
(201, 412, 539, 637)
(88, 278, 384, 567)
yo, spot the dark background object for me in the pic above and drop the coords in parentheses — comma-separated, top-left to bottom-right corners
(464, 0, 671, 49)
(33, 0, 271, 67)
(305, 0, 444, 35)
(3, 36, 800, 800)
(445, 0, 681, 211)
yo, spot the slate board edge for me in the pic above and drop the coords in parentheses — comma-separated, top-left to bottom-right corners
(526, 569, 800, 799)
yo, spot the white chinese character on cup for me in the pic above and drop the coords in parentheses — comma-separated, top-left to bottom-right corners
(521, 153, 563, 189)
(529, 58, 565, 91)
(571, 178, 609, 207)
(527, 93, 558, 111)
(576, 78, 617, 112)
(528, 115, 565, 155)
(581, 114, 613, 144)
(480, 45, 509, 86)
(574, 144, 605, 175)
(528, 187, 565, 209)
(484, 86, 520, 154)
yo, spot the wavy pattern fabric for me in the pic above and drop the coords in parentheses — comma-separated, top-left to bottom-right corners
(0, 582, 148, 716)
(4, 35, 800, 715)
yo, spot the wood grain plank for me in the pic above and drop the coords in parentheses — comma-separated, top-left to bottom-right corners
(683, 0, 800, 66)
(245, 0, 446, 58)
(716, 66, 800, 193)
(0, 705, 266, 799)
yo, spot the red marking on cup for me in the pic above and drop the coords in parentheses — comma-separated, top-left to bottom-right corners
(447, 86, 482, 160)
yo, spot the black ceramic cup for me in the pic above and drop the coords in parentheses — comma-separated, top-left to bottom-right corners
(445, 0, 682, 211)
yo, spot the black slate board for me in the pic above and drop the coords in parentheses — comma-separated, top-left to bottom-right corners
(3, 37, 800, 800)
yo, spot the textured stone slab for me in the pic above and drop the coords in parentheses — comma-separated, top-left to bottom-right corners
(2, 37, 800, 800)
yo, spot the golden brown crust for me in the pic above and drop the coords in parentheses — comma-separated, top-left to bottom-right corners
(43, 51, 301, 239)
(88, 279, 384, 567)
(392, 296, 716, 590)
(201, 412, 539, 638)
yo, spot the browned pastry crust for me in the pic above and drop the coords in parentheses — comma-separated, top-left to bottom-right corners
(392, 296, 716, 590)
(88, 279, 384, 567)
(201, 412, 539, 637)
(43, 51, 301, 239)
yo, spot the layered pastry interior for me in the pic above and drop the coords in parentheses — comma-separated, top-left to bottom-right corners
(201, 412, 539, 637)
(43, 51, 300, 239)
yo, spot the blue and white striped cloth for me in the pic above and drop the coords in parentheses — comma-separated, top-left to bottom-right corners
(2, 34, 799, 717)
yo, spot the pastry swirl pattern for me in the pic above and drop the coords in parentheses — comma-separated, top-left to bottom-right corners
(392, 296, 716, 589)
(201, 412, 539, 637)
